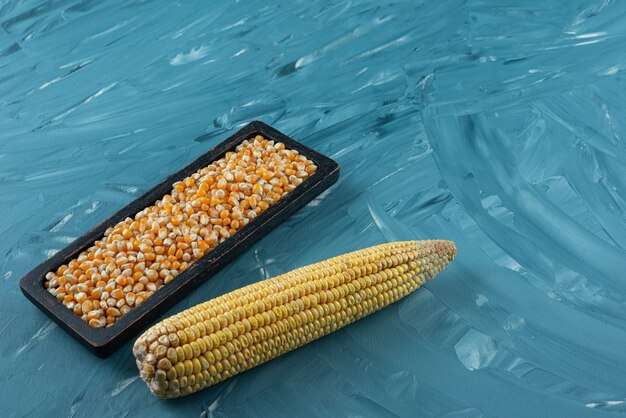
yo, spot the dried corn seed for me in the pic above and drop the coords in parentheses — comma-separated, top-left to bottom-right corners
(89, 319, 105, 328)
(44, 136, 317, 328)
(134, 241, 456, 398)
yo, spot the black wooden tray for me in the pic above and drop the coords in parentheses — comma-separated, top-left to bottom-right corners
(19, 121, 339, 357)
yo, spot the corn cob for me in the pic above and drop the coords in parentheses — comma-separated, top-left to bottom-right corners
(133, 240, 456, 398)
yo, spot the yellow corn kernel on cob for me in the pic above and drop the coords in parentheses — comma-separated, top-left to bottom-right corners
(133, 240, 457, 398)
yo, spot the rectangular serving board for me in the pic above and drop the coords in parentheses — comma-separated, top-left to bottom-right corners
(19, 121, 340, 357)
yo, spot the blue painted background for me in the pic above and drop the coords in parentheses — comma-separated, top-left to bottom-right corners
(1, 1, 625, 417)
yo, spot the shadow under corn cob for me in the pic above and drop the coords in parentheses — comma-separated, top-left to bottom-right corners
(133, 240, 457, 398)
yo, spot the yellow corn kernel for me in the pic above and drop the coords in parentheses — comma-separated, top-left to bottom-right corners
(44, 136, 318, 328)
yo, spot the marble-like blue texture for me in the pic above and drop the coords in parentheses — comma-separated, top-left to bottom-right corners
(1, 1, 625, 417)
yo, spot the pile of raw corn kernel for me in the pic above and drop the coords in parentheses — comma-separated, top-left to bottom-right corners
(44, 135, 317, 328)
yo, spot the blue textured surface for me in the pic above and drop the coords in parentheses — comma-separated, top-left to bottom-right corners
(1, 1, 625, 417)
